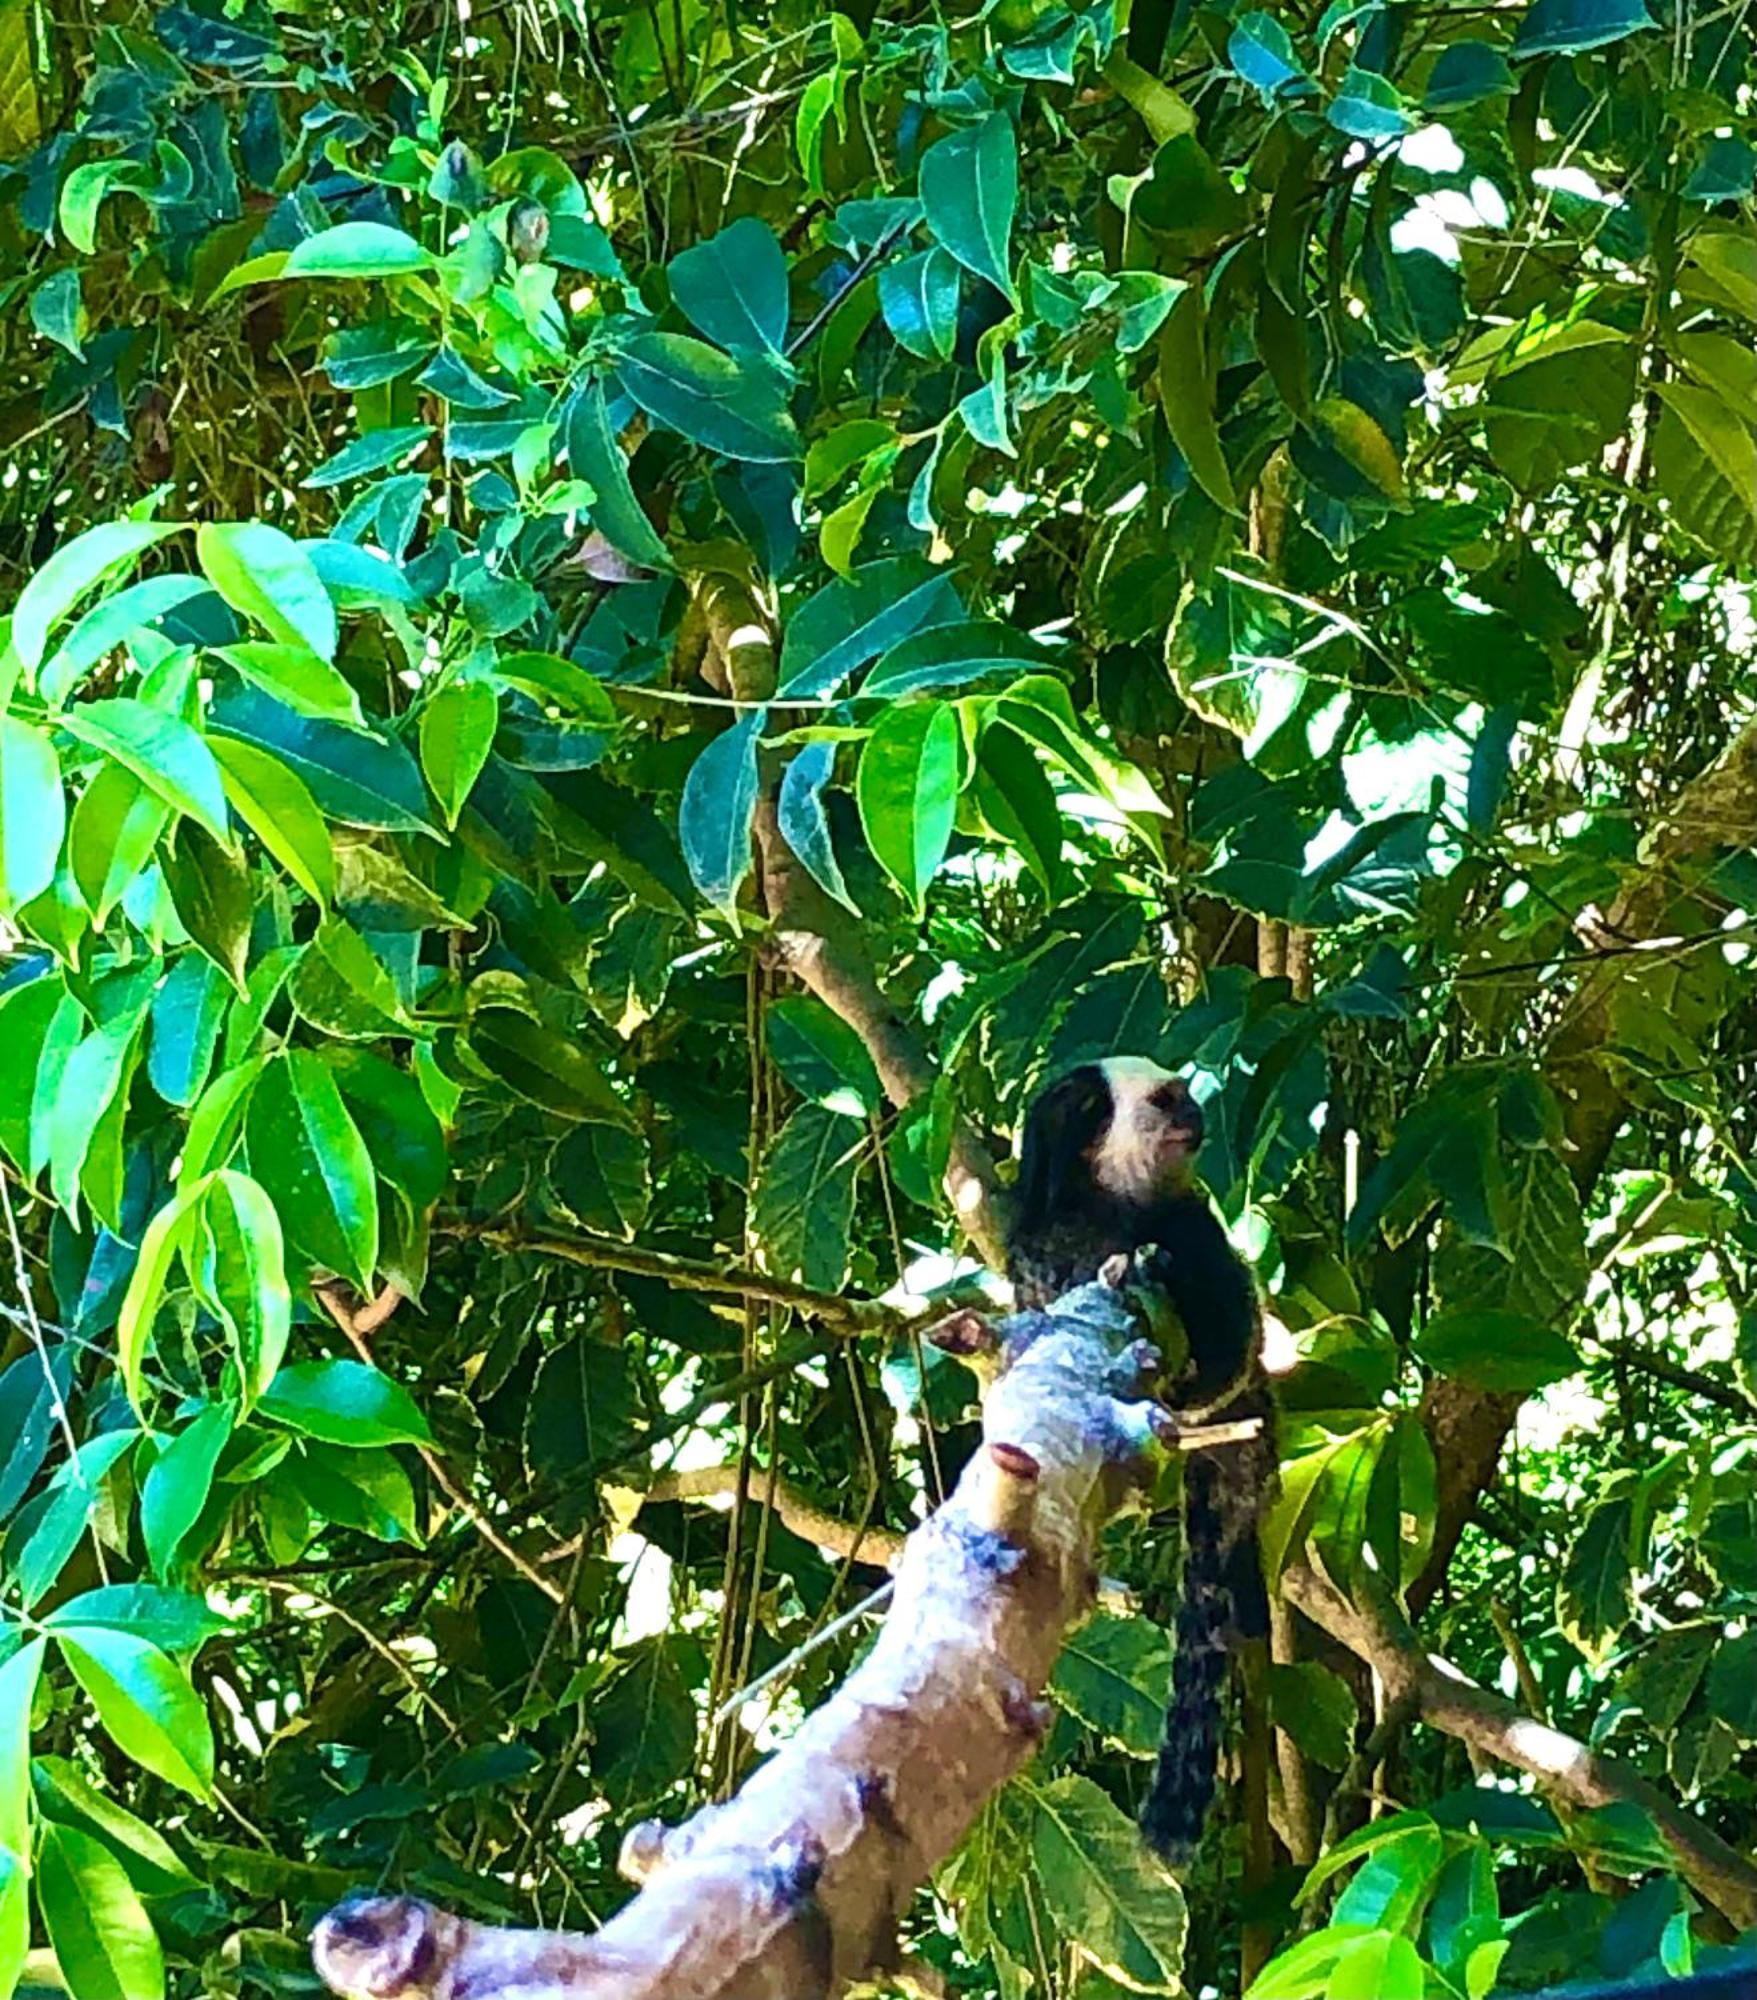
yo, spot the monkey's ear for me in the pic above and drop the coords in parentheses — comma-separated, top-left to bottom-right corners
(1014, 1066, 1108, 1236)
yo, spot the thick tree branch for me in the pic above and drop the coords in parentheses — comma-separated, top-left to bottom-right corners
(1283, 1562, 1757, 1931)
(311, 1272, 1260, 2000)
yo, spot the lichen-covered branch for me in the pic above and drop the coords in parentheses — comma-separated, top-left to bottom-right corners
(1282, 1562, 1757, 1931)
(310, 1272, 1258, 2000)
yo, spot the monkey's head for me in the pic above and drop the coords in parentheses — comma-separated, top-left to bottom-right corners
(1014, 1057, 1204, 1231)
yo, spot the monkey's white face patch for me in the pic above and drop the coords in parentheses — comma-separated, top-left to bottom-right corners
(1088, 1057, 1201, 1202)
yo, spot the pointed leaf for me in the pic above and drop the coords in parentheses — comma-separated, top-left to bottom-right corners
(680, 707, 764, 919)
(856, 700, 961, 910)
(565, 381, 673, 571)
(35, 1823, 165, 2000)
(12, 521, 183, 680)
(56, 1630, 213, 1798)
(776, 739, 858, 912)
(920, 115, 1018, 305)
(198, 522, 338, 662)
(59, 699, 230, 842)
(419, 681, 499, 829)
(245, 1050, 378, 1292)
(0, 715, 64, 914)
(669, 216, 789, 355)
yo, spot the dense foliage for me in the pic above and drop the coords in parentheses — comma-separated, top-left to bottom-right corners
(1, 0, 1755, 1995)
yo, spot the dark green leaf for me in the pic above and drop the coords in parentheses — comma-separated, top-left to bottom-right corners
(564, 381, 673, 572)
(919, 116, 1018, 305)
(1050, 1613, 1170, 1757)
(669, 216, 789, 355)
(766, 994, 882, 1115)
(1514, 0, 1654, 53)
(615, 332, 798, 463)
(245, 1049, 379, 1291)
(1414, 1307, 1580, 1392)
(750, 1102, 862, 1291)
(209, 687, 436, 833)
(680, 708, 764, 919)
(261, 1358, 432, 1447)
(161, 821, 253, 993)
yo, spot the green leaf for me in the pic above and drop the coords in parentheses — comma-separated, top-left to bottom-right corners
(1331, 1820, 1445, 1929)
(56, 1629, 214, 1798)
(161, 821, 254, 993)
(43, 1584, 227, 1655)
(35, 1823, 165, 2000)
(70, 764, 171, 926)
(615, 332, 799, 463)
(11, 521, 183, 681)
(1414, 1307, 1580, 1392)
(920, 115, 1018, 306)
(288, 918, 412, 1041)
(1229, 12, 1307, 96)
(195, 1170, 292, 1406)
(1424, 40, 1514, 107)
(1312, 396, 1406, 502)
(680, 708, 764, 919)
(564, 381, 673, 572)
(1325, 1932, 1424, 2000)
(1031, 1773, 1185, 1993)
(302, 424, 433, 491)
(524, 1336, 645, 1492)
(1514, 0, 1654, 53)
(209, 687, 435, 833)
(1245, 1927, 1377, 2000)
(323, 1047, 448, 1206)
(669, 216, 789, 355)
(863, 620, 1053, 698)
(1268, 1660, 1357, 1771)
(776, 740, 857, 912)
(1557, 1485, 1637, 1665)
(750, 1102, 862, 1291)
(260, 1357, 430, 1446)
(494, 651, 618, 724)
(10, 1431, 138, 1609)
(29, 1757, 197, 1897)
(284, 222, 436, 278)
(1652, 383, 1757, 565)
(1328, 66, 1411, 141)
(116, 1187, 207, 1417)
(856, 700, 961, 910)
(878, 248, 960, 361)
(778, 558, 963, 699)
(0, 1638, 43, 1857)
(419, 681, 499, 829)
(1050, 1612, 1171, 1758)
(45, 1007, 146, 1222)
(40, 576, 210, 707)
(197, 523, 338, 663)
(284, 1440, 421, 1544)
(210, 732, 335, 906)
(0, 715, 64, 916)
(1704, 1629, 1757, 1742)
(766, 994, 883, 1116)
(245, 1050, 379, 1292)
(141, 1402, 235, 1578)
(467, 1006, 631, 1125)
(550, 1122, 650, 1236)
(216, 641, 365, 726)
(974, 720, 1064, 897)
(59, 699, 231, 843)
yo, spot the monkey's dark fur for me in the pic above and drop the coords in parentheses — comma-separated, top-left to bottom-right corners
(1007, 1057, 1272, 1864)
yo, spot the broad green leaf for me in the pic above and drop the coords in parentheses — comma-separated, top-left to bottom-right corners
(1557, 1485, 1637, 1665)
(56, 1630, 214, 1798)
(1157, 284, 1235, 510)
(0, 975, 65, 1171)
(11, 521, 182, 680)
(668, 216, 789, 355)
(208, 687, 435, 833)
(43, 1584, 227, 1654)
(1705, 1629, 1757, 1741)
(216, 641, 364, 726)
(550, 1121, 650, 1236)
(323, 1047, 449, 1206)
(919, 115, 1018, 306)
(419, 681, 499, 828)
(1245, 1928, 1376, 2000)
(1414, 1307, 1581, 1393)
(1328, 66, 1411, 141)
(40, 576, 210, 706)
(1652, 382, 1757, 565)
(0, 1346, 64, 1515)
(288, 917, 412, 1040)
(564, 381, 673, 572)
(160, 822, 253, 993)
(974, 720, 1063, 897)
(778, 559, 963, 699)
(1050, 1613, 1171, 1758)
(864, 620, 1053, 698)
(1313, 396, 1406, 502)
(260, 1358, 432, 1447)
(1030, 1773, 1185, 1993)
(1269, 1661, 1358, 1772)
(10, 1431, 138, 1609)
(197, 523, 338, 663)
(284, 1439, 420, 1543)
(776, 740, 857, 912)
(210, 733, 335, 906)
(35, 1823, 165, 2000)
(1331, 1820, 1446, 1929)
(856, 700, 961, 910)
(284, 222, 436, 278)
(524, 1335, 644, 1491)
(141, 1402, 235, 1577)
(467, 1007, 631, 1126)
(116, 1185, 207, 1415)
(1229, 11, 1307, 95)
(750, 1102, 862, 1292)
(195, 1170, 291, 1405)
(29, 1757, 198, 1897)
(766, 993, 882, 1115)
(245, 1050, 378, 1292)
(615, 332, 799, 463)
(1325, 1932, 1423, 2000)
(59, 699, 231, 843)
(494, 651, 618, 723)
(878, 247, 960, 361)
(0, 1638, 44, 1857)
(1514, 0, 1654, 53)
(45, 1009, 145, 1221)
(70, 764, 171, 926)
(680, 708, 764, 919)
(1424, 40, 1514, 107)
(0, 715, 64, 915)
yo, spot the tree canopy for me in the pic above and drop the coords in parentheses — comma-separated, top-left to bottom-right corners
(1, 0, 1755, 1995)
